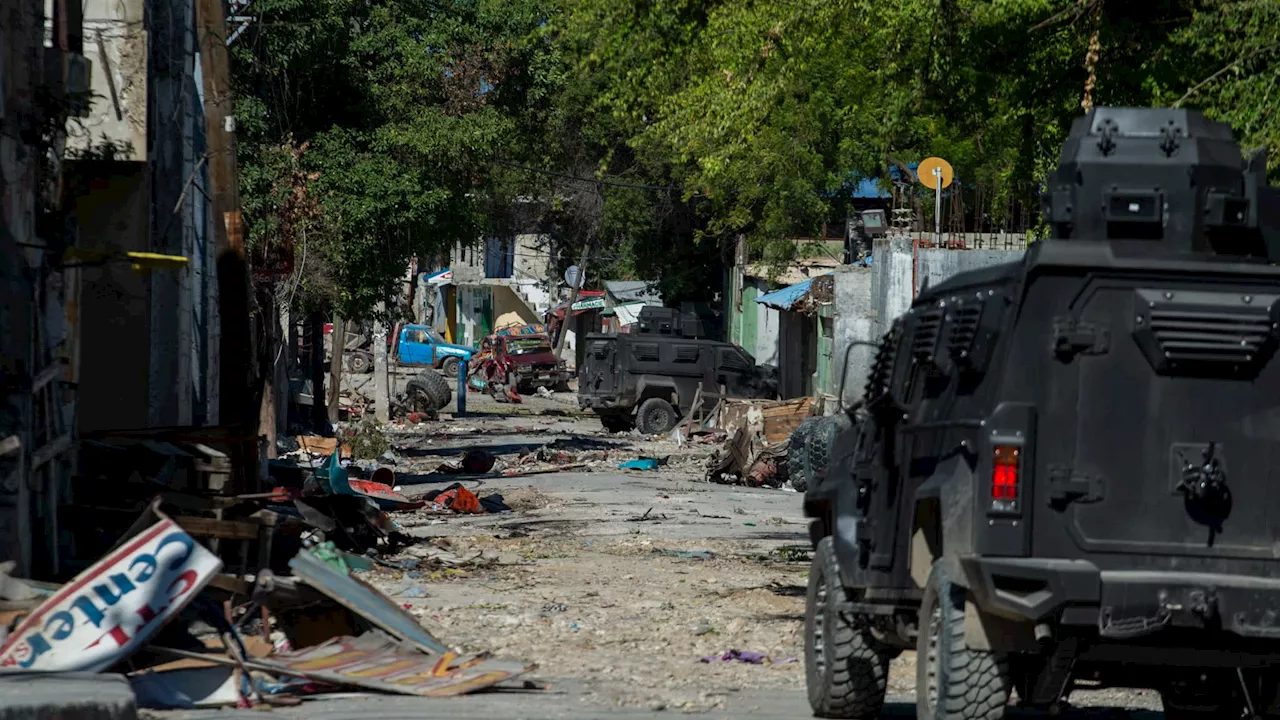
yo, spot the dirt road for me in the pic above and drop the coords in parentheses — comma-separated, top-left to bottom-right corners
(155, 402, 1165, 719)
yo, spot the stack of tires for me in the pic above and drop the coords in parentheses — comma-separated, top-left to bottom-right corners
(404, 372, 452, 412)
(787, 413, 852, 493)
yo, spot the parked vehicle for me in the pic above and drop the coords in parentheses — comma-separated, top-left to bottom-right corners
(798, 107, 1280, 720)
(474, 334, 570, 394)
(394, 325, 474, 378)
(578, 306, 777, 434)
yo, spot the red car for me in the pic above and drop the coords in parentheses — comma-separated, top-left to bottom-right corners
(477, 334, 570, 394)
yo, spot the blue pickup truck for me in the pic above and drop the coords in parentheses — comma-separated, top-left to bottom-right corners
(394, 325, 473, 377)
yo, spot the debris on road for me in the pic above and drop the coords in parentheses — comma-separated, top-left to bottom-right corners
(704, 397, 814, 488)
(618, 457, 660, 471)
(700, 649, 773, 664)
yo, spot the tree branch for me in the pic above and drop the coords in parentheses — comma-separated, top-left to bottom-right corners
(1175, 52, 1257, 107)
(1031, 0, 1102, 32)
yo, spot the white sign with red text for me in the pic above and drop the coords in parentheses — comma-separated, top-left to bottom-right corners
(0, 515, 223, 672)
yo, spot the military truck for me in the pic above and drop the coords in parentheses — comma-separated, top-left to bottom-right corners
(798, 107, 1280, 720)
(578, 306, 777, 434)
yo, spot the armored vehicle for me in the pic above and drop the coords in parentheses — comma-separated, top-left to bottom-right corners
(578, 306, 777, 434)
(799, 107, 1280, 720)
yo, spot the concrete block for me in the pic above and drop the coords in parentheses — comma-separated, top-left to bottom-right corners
(0, 672, 137, 720)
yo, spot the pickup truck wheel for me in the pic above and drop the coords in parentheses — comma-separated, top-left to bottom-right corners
(440, 356, 460, 378)
(636, 398, 678, 435)
(348, 351, 372, 374)
(917, 562, 1012, 720)
(805, 536, 890, 719)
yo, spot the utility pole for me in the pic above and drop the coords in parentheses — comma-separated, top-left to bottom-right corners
(197, 0, 254, 481)
(554, 237, 592, 358)
(328, 316, 345, 425)
(373, 304, 390, 423)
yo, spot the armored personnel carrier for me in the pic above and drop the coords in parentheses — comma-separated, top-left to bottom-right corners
(800, 107, 1280, 720)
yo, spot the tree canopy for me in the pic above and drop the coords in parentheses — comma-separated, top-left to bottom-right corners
(230, 0, 1280, 313)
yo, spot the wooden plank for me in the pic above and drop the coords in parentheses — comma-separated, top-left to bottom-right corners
(174, 516, 260, 541)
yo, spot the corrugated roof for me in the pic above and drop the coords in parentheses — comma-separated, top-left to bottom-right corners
(755, 272, 835, 312)
(604, 280, 662, 304)
(756, 277, 815, 311)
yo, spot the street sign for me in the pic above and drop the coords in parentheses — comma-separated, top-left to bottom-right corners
(917, 157, 954, 190)
(564, 265, 581, 287)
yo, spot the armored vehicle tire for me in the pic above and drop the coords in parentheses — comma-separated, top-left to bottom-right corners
(440, 356, 460, 378)
(789, 416, 823, 491)
(406, 372, 452, 412)
(804, 536, 891, 719)
(348, 351, 373, 374)
(636, 397, 678, 435)
(598, 412, 634, 433)
(917, 562, 1012, 720)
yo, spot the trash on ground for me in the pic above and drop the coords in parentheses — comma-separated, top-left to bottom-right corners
(654, 549, 714, 561)
(289, 544, 450, 655)
(244, 632, 534, 697)
(317, 451, 424, 511)
(618, 457, 659, 471)
(0, 505, 222, 671)
(699, 649, 771, 664)
(435, 448, 496, 474)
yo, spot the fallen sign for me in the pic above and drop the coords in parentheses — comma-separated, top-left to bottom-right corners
(0, 507, 222, 671)
(225, 632, 533, 697)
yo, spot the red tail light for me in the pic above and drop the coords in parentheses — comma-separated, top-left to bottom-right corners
(991, 445, 1020, 509)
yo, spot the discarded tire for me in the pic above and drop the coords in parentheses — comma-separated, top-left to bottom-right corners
(789, 416, 825, 492)
(636, 397, 678, 435)
(805, 535, 892, 719)
(805, 413, 854, 491)
(916, 562, 1012, 720)
(406, 371, 452, 412)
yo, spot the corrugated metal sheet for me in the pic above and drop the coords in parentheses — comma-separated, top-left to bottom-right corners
(755, 278, 814, 310)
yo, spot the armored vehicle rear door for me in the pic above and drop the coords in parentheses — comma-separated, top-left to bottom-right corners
(1023, 264, 1280, 565)
(581, 335, 619, 397)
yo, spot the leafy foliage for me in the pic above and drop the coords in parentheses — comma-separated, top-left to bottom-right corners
(232, 0, 1280, 308)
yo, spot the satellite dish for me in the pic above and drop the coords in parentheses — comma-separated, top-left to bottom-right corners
(917, 157, 954, 190)
(564, 265, 582, 287)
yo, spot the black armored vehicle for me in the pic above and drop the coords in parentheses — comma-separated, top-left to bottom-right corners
(578, 306, 777, 434)
(800, 107, 1280, 720)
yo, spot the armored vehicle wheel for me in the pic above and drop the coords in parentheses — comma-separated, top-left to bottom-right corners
(440, 355, 460, 378)
(636, 397, 678, 435)
(917, 563, 1012, 720)
(406, 371, 452, 412)
(598, 412, 634, 433)
(805, 536, 891, 719)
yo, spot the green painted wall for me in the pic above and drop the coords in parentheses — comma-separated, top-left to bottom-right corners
(741, 285, 758, 355)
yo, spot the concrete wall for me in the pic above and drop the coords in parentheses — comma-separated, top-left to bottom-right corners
(73, 0, 147, 161)
(916, 248, 1024, 295)
(832, 267, 875, 408)
(828, 239, 1027, 406)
